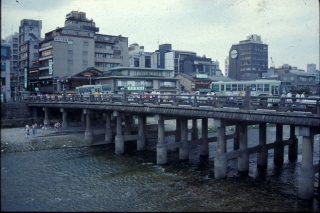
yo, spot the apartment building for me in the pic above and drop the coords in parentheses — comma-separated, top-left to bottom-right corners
(19, 19, 42, 93)
(3, 32, 19, 91)
(1, 42, 11, 102)
(228, 34, 268, 80)
(128, 43, 158, 68)
(37, 11, 129, 94)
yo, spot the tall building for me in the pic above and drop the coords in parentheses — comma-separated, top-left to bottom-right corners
(1, 42, 11, 102)
(37, 11, 129, 94)
(228, 34, 268, 80)
(128, 43, 158, 68)
(3, 32, 19, 92)
(19, 19, 42, 92)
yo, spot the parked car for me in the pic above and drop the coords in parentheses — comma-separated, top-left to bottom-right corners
(111, 94, 123, 102)
(305, 96, 320, 108)
(127, 93, 140, 102)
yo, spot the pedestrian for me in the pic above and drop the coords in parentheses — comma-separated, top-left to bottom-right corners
(212, 90, 217, 105)
(58, 121, 62, 130)
(32, 123, 36, 135)
(267, 93, 273, 107)
(228, 90, 234, 105)
(295, 91, 300, 108)
(300, 91, 306, 109)
(188, 92, 192, 104)
(54, 122, 59, 131)
(286, 90, 293, 107)
(207, 91, 212, 104)
(238, 89, 244, 105)
(25, 125, 29, 139)
(280, 91, 286, 107)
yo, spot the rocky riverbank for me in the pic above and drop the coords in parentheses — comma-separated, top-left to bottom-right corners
(1, 127, 87, 153)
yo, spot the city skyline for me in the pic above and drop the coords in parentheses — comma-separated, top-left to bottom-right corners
(1, 0, 319, 74)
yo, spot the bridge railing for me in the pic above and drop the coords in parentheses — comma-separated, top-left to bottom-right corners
(27, 93, 319, 114)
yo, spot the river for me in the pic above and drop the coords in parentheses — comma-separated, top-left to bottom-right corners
(1, 120, 319, 212)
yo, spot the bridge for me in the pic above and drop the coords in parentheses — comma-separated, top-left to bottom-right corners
(26, 89, 319, 200)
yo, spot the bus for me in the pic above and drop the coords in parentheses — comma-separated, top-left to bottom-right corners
(210, 79, 291, 97)
(75, 84, 113, 96)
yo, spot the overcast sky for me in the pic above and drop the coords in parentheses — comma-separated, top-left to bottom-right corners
(1, 0, 319, 74)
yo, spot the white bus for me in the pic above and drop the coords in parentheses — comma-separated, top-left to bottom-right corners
(210, 79, 291, 97)
(75, 84, 112, 96)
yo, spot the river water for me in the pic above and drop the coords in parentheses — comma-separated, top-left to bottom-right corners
(1, 119, 319, 212)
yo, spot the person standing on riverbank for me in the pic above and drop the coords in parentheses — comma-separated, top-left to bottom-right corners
(25, 125, 29, 139)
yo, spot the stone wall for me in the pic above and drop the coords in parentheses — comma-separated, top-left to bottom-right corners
(1, 103, 31, 119)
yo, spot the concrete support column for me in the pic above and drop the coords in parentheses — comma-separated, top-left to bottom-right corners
(137, 115, 146, 151)
(175, 118, 181, 142)
(191, 118, 198, 140)
(33, 108, 37, 120)
(114, 111, 124, 154)
(43, 107, 49, 126)
(124, 115, 132, 135)
(238, 124, 249, 173)
(84, 109, 93, 146)
(81, 113, 85, 128)
(214, 119, 227, 179)
(156, 114, 167, 165)
(234, 125, 240, 150)
(105, 112, 113, 143)
(179, 118, 189, 160)
(274, 124, 284, 165)
(288, 124, 298, 161)
(257, 123, 268, 168)
(296, 126, 315, 200)
(60, 108, 68, 130)
(200, 118, 209, 156)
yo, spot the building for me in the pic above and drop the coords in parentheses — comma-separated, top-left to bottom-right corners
(128, 43, 158, 68)
(37, 11, 129, 94)
(307, 63, 319, 84)
(94, 66, 180, 94)
(1, 42, 11, 102)
(228, 34, 268, 80)
(19, 19, 42, 93)
(3, 32, 19, 92)
(279, 70, 316, 93)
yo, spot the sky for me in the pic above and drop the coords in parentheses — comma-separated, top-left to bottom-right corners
(1, 0, 319, 75)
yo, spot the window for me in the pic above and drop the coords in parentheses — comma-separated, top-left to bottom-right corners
(226, 84, 231, 91)
(34, 45, 38, 49)
(83, 61, 88, 65)
(257, 84, 263, 91)
(290, 77, 294, 81)
(95, 53, 103, 58)
(232, 84, 237, 91)
(68, 60, 73, 64)
(106, 45, 112, 50)
(83, 51, 88, 55)
(34, 53, 38, 58)
(251, 84, 256, 91)
(83, 41, 89, 46)
(238, 84, 243, 91)
(68, 50, 73, 54)
(264, 84, 269, 92)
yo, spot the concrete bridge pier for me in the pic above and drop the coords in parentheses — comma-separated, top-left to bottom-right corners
(104, 112, 113, 143)
(296, 126, 315, 200)
(191, 118, 199, 140)
(156, 114, 167, 165)
(238, 123, 249, 174)
(175, 118, 181, 142)
(288, 124, 298, 161)
(200, 118, 209, 156)
(60, 108, 68, 130)
(257, 123, 268, 169)
(43, 107, 49, 126)
(274, 124, 284, 165)
(179, 118, 189, 160)
(234, 125, 240, 150)
(214, 119, 227, 179)
(114, 111, 124, 154)
(124, 114, 132, 135)
(84, 109, 93, 146)
(137, 115, 146, 151)
(81, 113, 85, 128)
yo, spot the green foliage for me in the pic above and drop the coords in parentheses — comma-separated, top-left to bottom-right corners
(299, 87, 311, 95)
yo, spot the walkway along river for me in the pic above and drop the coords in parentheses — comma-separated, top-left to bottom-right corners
(1, 119, 319, 212)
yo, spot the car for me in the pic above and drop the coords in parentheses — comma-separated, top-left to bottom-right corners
(305, 96, 320, 108)
(111, 94, 123, 102)
(127, 93, 140, 102)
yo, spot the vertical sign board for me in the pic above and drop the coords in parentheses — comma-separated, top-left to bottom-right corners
(24, 67, 27, 88)
(49, 59, 53, 75)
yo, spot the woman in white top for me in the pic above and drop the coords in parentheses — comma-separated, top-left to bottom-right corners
(300, 91, 306, 108)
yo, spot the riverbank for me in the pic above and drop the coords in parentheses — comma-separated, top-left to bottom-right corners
(1, 127, 87, 153)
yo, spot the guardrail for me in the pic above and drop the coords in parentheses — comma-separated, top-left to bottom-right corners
(26, 93, 320, 115)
